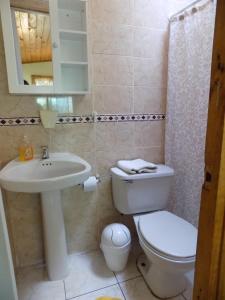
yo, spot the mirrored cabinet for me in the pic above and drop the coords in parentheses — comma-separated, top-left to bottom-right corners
(0, 0, 90, 95)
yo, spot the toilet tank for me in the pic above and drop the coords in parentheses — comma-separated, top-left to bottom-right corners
(111, 165, 174, 215)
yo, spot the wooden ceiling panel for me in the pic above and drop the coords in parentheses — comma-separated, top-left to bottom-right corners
(10, 0, 49, 13)
(15, 10, 52, 64)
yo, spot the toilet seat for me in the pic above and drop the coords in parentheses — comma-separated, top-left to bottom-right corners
(137, 211, 197, 261)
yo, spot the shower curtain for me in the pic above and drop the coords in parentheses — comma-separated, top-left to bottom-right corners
(165, 1, 216, 227)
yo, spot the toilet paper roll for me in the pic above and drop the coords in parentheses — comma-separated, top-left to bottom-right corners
(83, 176, 98, 192)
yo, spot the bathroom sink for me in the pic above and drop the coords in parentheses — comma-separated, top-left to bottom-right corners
(0, 152, 92, 281)
(0, 152, 91, 193)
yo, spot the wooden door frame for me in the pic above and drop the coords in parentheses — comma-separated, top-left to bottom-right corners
(193, 0, 225, 298)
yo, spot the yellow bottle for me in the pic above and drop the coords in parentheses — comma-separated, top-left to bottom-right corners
(18, 135, 34, 161)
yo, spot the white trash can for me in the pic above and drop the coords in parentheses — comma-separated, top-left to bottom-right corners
(100, 223, 131, 272)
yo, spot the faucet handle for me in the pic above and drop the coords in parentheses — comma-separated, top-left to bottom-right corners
(41, 145, 48, 150)
(41, 145, 49, 160)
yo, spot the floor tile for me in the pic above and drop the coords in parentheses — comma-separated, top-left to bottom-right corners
(183, 270, 194, 300)
(64, 251, 117, 299)
(16, 266, 65, 300)
(120, 277, 185, 300)
(119, 277, 156, 300)
(73, 284, 125, 300)
(115, 252, 141, 283)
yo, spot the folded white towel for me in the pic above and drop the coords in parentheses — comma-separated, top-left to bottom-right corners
(117, 159, 157, 174)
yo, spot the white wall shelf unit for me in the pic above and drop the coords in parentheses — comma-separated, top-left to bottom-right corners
(51, 0, 89, 94)
(0, 0, 90, 95)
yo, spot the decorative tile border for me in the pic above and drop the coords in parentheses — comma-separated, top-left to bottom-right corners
(0, 113, 165, 127)
(0, 117, 41, 126)
(57, 115, 93, 124)
(96, 114, 165, 123)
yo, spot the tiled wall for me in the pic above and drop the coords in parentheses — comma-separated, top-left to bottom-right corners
(0, 0, 174, 268)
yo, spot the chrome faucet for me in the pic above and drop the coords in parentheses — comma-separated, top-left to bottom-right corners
(41, 146, 49, 160)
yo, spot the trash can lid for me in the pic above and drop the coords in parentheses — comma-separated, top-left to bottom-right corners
(101, 223, 131, 247)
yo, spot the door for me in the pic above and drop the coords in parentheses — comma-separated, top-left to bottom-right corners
(0, 190, 18, 300)
(193, 0, 225, 298)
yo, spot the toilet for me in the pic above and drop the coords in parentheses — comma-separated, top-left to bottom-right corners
(111, 165, 197, 299)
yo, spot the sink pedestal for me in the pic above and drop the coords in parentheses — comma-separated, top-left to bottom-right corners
(0, 153, 92, 281)
(41, 190, 69, 281)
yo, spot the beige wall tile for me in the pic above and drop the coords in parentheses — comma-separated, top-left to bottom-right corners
(94, 85, 133, 114)
(96, 178, 121, 240)
(93, 54, 133, 86)
(95, 123, 117, 151)
(0, 96, 39, 116)
(134, 86, 167, 113)
(134, 121, 165, 148)
(73, 94, 93, 115)
(96, 145, 136, 178)
(91, 0, 132, 25)
(92, 21, 133, 56)
(0, 126, 49, 163)
(115, 122, 135, 148)
(134, 146, 164, 163)
(133, 0, 169, 29)
(168, 0, 194, 16)
(96, 122, 135, 152)
(134, 57, 167, 88)
(62, 186, 99, 254)
(133, 28, 168, 60)
(6, 192, 44, 267)
(49, 124, 95, 153)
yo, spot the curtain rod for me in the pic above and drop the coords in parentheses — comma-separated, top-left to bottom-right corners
(169, 0, 214, 21)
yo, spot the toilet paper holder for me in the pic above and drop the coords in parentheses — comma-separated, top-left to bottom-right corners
(80, 174, 101, 192)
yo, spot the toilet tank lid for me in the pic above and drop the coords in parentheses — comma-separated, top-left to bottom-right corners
(111, 164, 174, 180)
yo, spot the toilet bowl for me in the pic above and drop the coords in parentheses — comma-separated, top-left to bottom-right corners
(111, 165, 197, 299)
(133, 211, 197, 298)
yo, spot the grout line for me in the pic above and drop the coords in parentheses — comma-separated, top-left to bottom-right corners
(116, 274, 142, 285)
(113, 271, 119, 283)
(66, 283, 119, 300)
(92, 52, 167, 59)
(113, 270, 126, 300)
(118, 282, 127, 300)
(113, 271, 127, 300)
(181, 293, 188, 300)
(63, 280, 67, 300)
(91, 20, 167, 32)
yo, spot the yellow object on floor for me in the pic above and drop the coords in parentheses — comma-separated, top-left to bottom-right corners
(96, 298, 122, 300)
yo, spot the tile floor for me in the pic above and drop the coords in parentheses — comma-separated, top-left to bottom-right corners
(16, 250, 193, 300)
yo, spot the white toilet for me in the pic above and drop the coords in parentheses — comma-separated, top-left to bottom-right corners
(111, 165, 197, 299)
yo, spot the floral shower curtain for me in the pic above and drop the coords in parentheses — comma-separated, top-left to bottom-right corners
(165, 1, 216, 227)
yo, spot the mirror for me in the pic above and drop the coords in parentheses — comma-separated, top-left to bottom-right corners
(11, 0, 53, 86)
(0, 0, 89, 95)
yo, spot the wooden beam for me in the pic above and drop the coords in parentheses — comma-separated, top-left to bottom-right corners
(193, 0, 225, 298)
(10, 0, 49, 13)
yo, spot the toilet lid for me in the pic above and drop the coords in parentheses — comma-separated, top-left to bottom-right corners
(138, 211, 197, 259)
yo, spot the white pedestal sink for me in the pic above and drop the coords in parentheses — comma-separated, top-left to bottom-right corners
(0, 153, 91, 280)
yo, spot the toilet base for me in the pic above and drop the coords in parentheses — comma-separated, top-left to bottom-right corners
(137, 254, 186, 299)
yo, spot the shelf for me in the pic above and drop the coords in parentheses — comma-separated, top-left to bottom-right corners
(60, 64, 88, 92)
(60, 61, 88, 65)
(59, 29, 87, 38)
(59, 30, 87, 62)
(56, 0, 89, 94)
(59, 30, 87, 42)
(58, 0, 85, 11)
(58, 1, 86, 32)
(57, 91, 89, 95)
